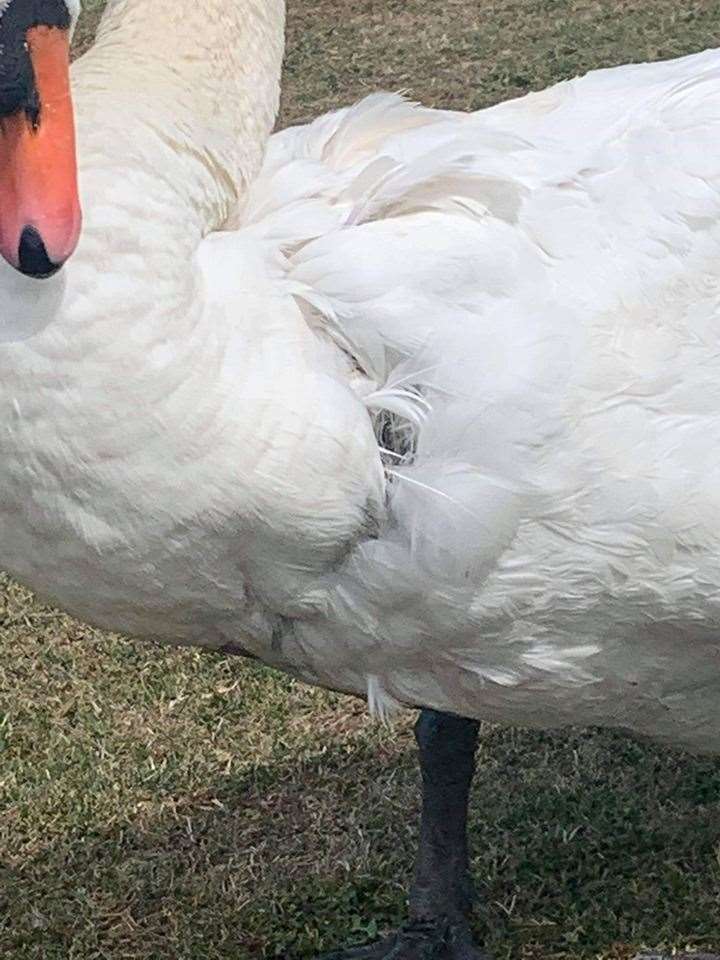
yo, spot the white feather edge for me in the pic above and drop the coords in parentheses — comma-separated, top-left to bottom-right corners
(239, 56, 720, 741)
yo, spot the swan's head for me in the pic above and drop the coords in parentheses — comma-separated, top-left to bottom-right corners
(0, 0, 81, 279)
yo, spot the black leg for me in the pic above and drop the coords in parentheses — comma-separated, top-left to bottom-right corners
(315, 709, 487, 960)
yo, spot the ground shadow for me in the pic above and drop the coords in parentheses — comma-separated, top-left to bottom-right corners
(3, 723, 720, 959)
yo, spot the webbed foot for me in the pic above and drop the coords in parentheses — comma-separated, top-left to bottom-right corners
(317, 918, 488, 959)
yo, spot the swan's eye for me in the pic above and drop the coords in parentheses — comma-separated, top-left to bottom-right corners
(0, 1, 75, 123)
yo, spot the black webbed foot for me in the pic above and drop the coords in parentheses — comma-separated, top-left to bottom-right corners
(316, 918, 488, 959)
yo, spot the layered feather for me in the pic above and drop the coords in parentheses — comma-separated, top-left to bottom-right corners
(3, 5, 720, 754)
(233, 50, 720, 749)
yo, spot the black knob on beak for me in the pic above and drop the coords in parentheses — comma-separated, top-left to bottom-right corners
(18, 225, 62, 279)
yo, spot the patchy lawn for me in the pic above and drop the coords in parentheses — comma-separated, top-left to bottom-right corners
(3, 1, 720, 958)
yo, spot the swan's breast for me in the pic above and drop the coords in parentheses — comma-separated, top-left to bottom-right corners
(0, 229, 385, 650)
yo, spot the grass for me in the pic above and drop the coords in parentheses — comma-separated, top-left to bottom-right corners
(3, 1, 720, 958)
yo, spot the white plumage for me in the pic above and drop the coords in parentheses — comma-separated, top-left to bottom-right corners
(2, 0, 720, 755)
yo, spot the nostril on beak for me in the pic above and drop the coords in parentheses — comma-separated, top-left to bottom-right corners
(17, 225, 62, 279)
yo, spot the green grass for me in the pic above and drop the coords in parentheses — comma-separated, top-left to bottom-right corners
(3, 1, 720, 958)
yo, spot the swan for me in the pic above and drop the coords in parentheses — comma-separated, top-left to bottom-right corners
(2, 0, 720, 956)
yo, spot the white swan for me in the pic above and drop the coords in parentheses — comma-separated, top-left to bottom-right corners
(2, 0, 720, 956)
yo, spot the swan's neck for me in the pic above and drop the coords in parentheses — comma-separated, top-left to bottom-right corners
(0, 0, 286, 343)
(76, 0, 286, 228)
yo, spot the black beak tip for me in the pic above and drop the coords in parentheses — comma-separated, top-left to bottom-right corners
(17, 225, 63, 279)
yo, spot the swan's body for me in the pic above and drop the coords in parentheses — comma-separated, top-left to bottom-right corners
(3, 0, 720, 763)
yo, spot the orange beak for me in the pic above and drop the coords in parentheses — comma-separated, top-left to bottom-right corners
(0, 25, 81, 278)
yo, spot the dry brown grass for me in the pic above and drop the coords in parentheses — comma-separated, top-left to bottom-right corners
(3, 2, 720, 958)
(280, 0, 720, 124)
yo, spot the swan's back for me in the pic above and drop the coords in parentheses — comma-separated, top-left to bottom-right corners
(235, 49, 720, 750)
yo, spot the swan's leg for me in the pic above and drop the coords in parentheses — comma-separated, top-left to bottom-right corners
(315, 709, 487, 960)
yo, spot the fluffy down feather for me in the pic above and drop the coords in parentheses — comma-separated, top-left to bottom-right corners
(236, 51, 720, 751)
(4, 24, 720, 755)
